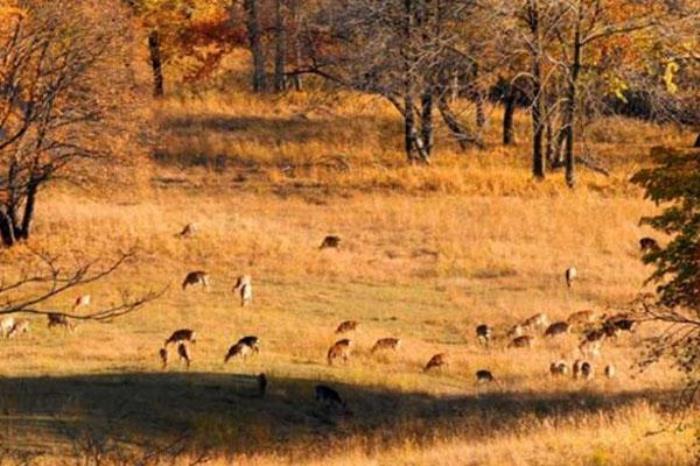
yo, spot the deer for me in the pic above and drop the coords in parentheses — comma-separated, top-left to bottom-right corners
(475, 324, 492, 347)
(565, 266, 577, 287)
(72, 294, 91, 311)
(371, 337, 401, 353)
(314, 384, 351, 414)
(604, 364, 616, 379)
(508, 324, 524, 338)
(319, 235, 341, 250)
(165, 329, 196, 346)
(7, 319, 30, 338)
(225, 342, 254, 363)
(233, 275, 252, 306)
(521, 313, 549, 331)
(476, 369, 494, 383)
(47, 313, 73, 332)
(0, 317, 15, 338)
(177, 223, 197, 238)
(327, 339, 352, 366)
(182, 271, 209, 291)
(177, 343, 191, 368)
(544, 321, 570, 338)
(509, 335, 533, 348)
(423, 353, 448, 372)
(550, 361, 569, 376)
(567, 310, 596, 327)
(580, 361, 594, 380)
(335, 320, 358, 334)
(236, 335, 260, 353)
(572, 359, 583, 379)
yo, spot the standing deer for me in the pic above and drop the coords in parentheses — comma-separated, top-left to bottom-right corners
(565, 266, 577, 287)
(236, 335, 260, 353)
(165, 329, 196, 346)
(544, 321, 570, 338)
(0, 317, 15, 338)
(475, 324, 492, 347)
(371, 337, 401, 353)
(476, 369, 494, 383)
(509, 335, 533, 348)
(225, 342, 254, 363)
(319, 235, 341, 250)
(182, 271, 209, 291)
(424, 353, 448, 372)
(233, 275, 252, 306)
(177, 343, 191, 368)
(47, 313, 73, 332)
(327, 339, 352, 366)
(604, 364, 616, 379)
(550, 361, 569, 376)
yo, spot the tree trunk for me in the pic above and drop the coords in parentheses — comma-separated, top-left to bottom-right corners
(563, 6, 583, 188)
(503, 87, 516, 145)
(273, 0, 287, 93)
(0, 208, 16, 247)
(694, 133, 700, 148)
(16, 180, 37, 240)
(147, 30, 164, 98)
(421, 90, 433, 157)
(528, 0, 545, 179)
(244, 0, 267, 93)
(290, 0, 303, 91)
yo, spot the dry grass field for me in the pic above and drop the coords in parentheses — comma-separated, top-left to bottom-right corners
(0, 75, 698, 464)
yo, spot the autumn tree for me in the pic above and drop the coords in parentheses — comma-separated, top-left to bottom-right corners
(0, 0, 144, 246)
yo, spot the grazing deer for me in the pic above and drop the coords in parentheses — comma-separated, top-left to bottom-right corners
(508, 324, 524, 338)
(584, 328, 607, 343)
(572, 359, 583, 379)
(159, 347, 168, 369)
(544, 321, 570, 338)
(580, 361, 594, 380)
(177, 343, 191, 368)
(177, 223, 197, 238)
(522, 313, 549, 330)
(639, 237, 660, 252)
(165, 329, 196, 346)
(604, 364, 616, 379)
(73, 294, 91, 311)
(475, 324, 492, 347)
(0, 317, 15, 338)
(232, 275, 252, 307)
(327, 339, 352, 366)
(7, 319, 30, 338)
(565, 266, 577, 287)
(371, 337, 401, 353)
(567, 310, 596, 326)
(608, 317, 638, 333)
(237, 335, 260, 353)
(258, 373, 268, 397)
(315, 384, 350, 414)
(423, 353, 447, 372)
(225, 342, 254, 363)
(509, 335, 533, 348)
(335, 320, 358, 334)
(47, 313, 73, 331)
(476, 369, 494, 383)
(182, 271, 209, 291)
(550, 361, 569, 376)
(319, 235, 341, 250)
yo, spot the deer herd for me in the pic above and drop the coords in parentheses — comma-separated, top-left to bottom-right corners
(0, 229, 655, 415)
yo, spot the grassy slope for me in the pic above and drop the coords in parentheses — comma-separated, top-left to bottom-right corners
(0, 73, 697, 464)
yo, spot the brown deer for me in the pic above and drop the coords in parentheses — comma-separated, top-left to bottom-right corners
(225, 342, 254, 363)
(475, 324, 492, 347)
(335, 320, 358, 334)
(47, 313, 73, 331)
(522, 313, 549, 331)
(371, 337, 401, 353)
(544, 321, 570, 338)
(476, 369, 494, 383)
(177, 223, 197, 238)
(232, 275, 252, 306)
(165, 329, 196, 346)
(639, 237, 660, 252)
(327, 339, 352, 366)
(7, 319, 30, 338)
(319, 235, 341, 250)
(424, 353, 447, 372)
(565, 266, 577, 287)
(236, 335, 260, 353)
(604, 364, 616, 378)
(0, 317, 15, 338)
(580, 361, 594, 380)
(550, 361, 569, 376)
(567, 310, 596, 326)
(182, 271, 209, 291)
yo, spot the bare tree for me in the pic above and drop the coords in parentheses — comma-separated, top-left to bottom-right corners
(244, 0, 267, 92)
(273, 0, 287, 92)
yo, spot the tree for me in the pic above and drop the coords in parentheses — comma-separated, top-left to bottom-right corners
(0, 0, 144, 247)
(244, 0, 267, 92)
(631, 146, 700, 407)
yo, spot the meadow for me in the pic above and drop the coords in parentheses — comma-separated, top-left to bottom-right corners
(0, 81, 697, 465)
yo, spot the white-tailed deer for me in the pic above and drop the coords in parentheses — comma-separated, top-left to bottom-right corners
(182, 271, 209, 291)
(233, 275, 252, 306)
(544, 321, 570, 338)
(522, 313, 549, 331)
(550, 361, 569, 376)
(565, 266, 577, 287)
(335, 320, 358, 334)
(165, 329, 196, 346)
(327, 339, 352, 365)
(319, 235, 341, 250)
(475, 324, 492, 347)
(7, 319, 30, 338)
(476, 369, 494, 383)
(371, 337, 400, 353)
(0, 317, 15, 338)
(177, 343, 191, 368)
(236, 335, 260, 353)
(509, 335, 533, 348)
(225, 342, 253, 362)
(604, 364, 616, 379)
(424, 353, 447, 372)
(567, 310, 596, 326)
(177, 223, 197, 238)
(47, 313, 73, 332)
(580, 361, 594, 380)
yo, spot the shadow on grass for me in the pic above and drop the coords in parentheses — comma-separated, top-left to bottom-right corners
(0, 371, 676, 460)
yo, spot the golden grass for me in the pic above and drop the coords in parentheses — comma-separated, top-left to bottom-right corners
(0, 75, 698, 464)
